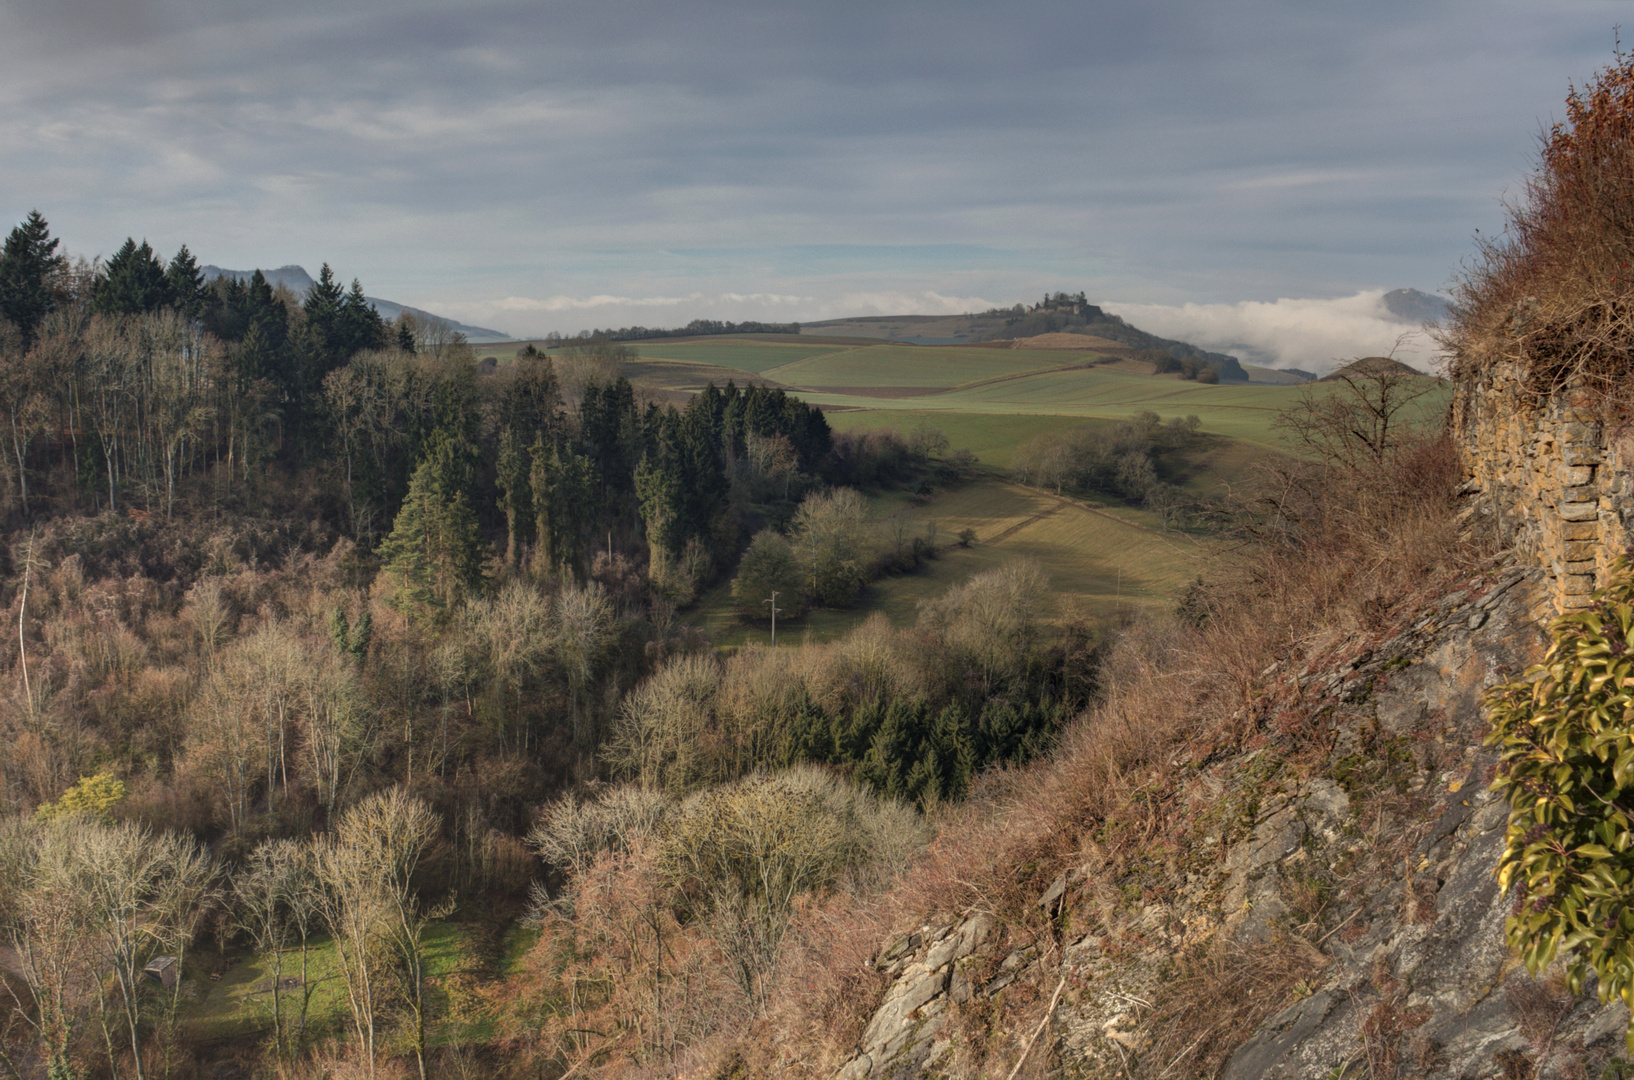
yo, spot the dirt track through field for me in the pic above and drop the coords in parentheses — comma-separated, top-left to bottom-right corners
(984, 501, 1062, 544)
(979, 476, 1207, 561)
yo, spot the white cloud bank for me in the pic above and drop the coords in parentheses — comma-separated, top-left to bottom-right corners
(1101, 290, 1444, 374)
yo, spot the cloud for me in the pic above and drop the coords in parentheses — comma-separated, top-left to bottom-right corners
(1101, 291, 1444, 374)
(0, 0, 1617, 328)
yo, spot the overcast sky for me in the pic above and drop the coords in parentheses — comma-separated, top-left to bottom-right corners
(0, 1, 1624, 364)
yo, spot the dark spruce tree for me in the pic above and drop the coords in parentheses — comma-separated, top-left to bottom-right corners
(378, 431, 486, 618)
(93, 238, 170, 315)
(338, 278, 387, 358)
(495, 426, 532, 568)
(0, 210, 65, 346)
(293, 263, 347, 401)
(579, 377, 640, 500)
(164, 245, 208, 320)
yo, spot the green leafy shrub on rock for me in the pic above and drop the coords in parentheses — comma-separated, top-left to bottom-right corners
(1486, 552, 1634, 1049)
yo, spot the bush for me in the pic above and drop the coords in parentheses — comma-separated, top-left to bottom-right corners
(35, 769, 126, 821)
(1012, 412, 1199, 502)
(1485, 552, 1634, 1048)
(1447, 50, 1634, 406)
(662, 767, 923, 1006)
(916, 560, 1052, 690)
(790, 488, 870, 607)
(731, 530, 807, 622)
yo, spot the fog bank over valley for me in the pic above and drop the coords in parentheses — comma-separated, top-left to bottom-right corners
(1102, 289, 1450, 374)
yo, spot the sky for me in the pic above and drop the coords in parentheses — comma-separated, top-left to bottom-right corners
(0, 0, 1626, 367)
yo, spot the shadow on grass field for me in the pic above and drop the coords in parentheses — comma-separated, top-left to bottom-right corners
(688, 477, 1217, 648)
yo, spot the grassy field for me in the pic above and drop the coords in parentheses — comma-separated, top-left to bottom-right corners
(798, 372, 1309, 450)
(628, 339, 852, 373)
(505, 331, 1445, 647)
(188, 922, 481, 1045)
(576, 334, 1450, 455)
(757, 344, 1092, 389)
(688, 477, 1214, 647)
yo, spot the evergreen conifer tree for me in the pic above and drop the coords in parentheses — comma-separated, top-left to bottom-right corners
(0, 210, 64, 345)
(338, 278, 386, 357)
(377, 434, 485, 616)
(93, 238, 170, 315)
(164, 244, 207, 319)
(303, 263, 344, 328)
(496, 426, 532, 568)
(635, 414, 687, 568)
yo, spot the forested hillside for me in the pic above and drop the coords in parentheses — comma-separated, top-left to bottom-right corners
(0, 213, 1100, 1079)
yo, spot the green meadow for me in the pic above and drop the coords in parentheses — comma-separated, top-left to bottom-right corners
(687, 476, 1216, 647)
(609, 335, 1449, 454)
(513, 332, 1448, 645)
(188, 921, 503, 1047)
(756, 343, 1081, 388)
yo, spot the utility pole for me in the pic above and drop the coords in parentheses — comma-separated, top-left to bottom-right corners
(764, 591, 781, 647)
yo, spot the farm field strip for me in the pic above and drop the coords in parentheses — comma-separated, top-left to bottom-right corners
(797, 388, 1295, 448)
(630, 339, 857, 373)
(758, 344, 1073, 388)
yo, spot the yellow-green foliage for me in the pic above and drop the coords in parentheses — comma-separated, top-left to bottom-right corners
(1485, 553, 1634, 1047)
(35, 769, 126, 821)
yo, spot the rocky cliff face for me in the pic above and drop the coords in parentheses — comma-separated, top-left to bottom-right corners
(831, 565, 1632, 1079)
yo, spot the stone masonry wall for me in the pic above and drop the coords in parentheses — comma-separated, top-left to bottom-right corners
(1453, 362, 1634, 611)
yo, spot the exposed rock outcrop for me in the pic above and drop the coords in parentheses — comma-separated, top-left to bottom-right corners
(831, 565, 1632, 1079)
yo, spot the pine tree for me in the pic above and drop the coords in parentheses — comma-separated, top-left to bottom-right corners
(580, 377, 638, 498)
(338, 278, 386, 358)
(377, 435, 485, 617)
(164, 244, 207, 319)
(529, 434, 556, 571)
(635, 416, 687, 571)
(0, 210, 64, 345)
(245, 271, 288, 349)
(303, 263, 344, 328)
(93, 238, 169, 315)
(530, 436, 594, 576)
(496, 426, 532, 568)
(295, 264, 347, 398)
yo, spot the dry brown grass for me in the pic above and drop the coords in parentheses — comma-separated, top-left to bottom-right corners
(1445, 50, 1634, 411)
(1145, 937, 1330, 1080)
(730, 432, 1484, 1077)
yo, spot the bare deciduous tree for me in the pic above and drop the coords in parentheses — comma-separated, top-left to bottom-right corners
(1271, 357, 1441, 470)
(315, 789, 444, 1080)
(605, 653, 720, 793)
(0, 815, 92, 1079)
(555, 581, 614, 747)
(231, 839, 319, 1070)
(0, 816, 215, 1080)
(661, 771, 856, 1012)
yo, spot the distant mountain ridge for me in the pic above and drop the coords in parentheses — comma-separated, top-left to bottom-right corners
(1381, 288, 1451, 324)
(200, 264, 509, 342)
